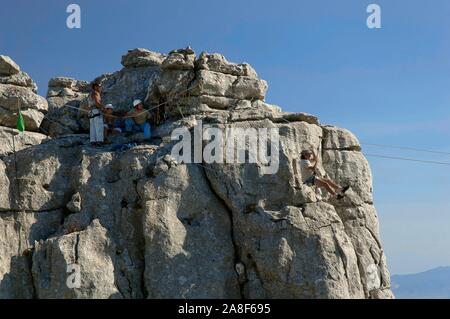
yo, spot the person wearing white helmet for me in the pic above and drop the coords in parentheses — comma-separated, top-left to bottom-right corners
(103, 104, 121, 139)
(124, 99, 151, 139)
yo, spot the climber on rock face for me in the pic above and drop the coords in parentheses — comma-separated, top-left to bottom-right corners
(300, 150, 349, 199)
(124, 99, 151, 140)
(87, 81, 106, 146)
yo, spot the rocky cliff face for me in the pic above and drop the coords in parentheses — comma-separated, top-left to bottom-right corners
(0, 48, 393, 299)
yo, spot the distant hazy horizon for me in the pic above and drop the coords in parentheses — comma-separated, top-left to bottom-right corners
(392, 266, 450, 298)
(393, 265, 450, 276)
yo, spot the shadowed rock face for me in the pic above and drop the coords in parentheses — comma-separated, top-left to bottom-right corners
(0, 48, 394, 299)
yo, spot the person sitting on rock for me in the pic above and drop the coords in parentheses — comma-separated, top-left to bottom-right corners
(124, 99, 151, 139)
(300, 150, 349, 199)
(103, 104, 122, 139)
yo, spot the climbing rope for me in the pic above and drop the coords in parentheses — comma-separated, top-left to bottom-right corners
(361, 142, 450, 156)
(364, 154, 450, 166)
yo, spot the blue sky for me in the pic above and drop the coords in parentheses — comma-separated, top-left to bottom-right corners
(1, 0, 449, 274)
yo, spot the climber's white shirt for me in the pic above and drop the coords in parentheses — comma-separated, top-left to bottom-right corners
(300, 159, 315, 183)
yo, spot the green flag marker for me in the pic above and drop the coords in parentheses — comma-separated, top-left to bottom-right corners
(16, 110, 25, 132)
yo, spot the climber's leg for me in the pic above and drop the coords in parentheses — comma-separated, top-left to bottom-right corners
(124, 118, 134, 132)
(322, 178, 345, 194)
(315, 178, 337, 196)
(323, 178, 350, 195)
(141, 123, 151, 139)
(322, 178, 341, 191)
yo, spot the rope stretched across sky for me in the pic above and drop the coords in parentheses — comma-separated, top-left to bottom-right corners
(364, 154, 450, 166)
(361, 142, 450, 156)
(275, 116, 450, 166)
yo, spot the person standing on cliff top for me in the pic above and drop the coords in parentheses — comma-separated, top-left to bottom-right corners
(124, 99, 151, 140)
(300, 150, 349, 198)
(87, 82, 106, 145)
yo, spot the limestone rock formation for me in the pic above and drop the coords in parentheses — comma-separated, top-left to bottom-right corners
(0, 56, 20, 76)
(0, 85, 47, 132)
(0, 48, 394, 299)
(40, 77, 91, 136)
(0, 127, 48, 157)
(0, 210, 63, 298)
(0, 57, 48, 159)
(0, 56, 47, 132)
(121, 48, 166, 69)
(0, 71, 37, 93)
(95, 63, 160, 112)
